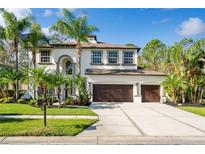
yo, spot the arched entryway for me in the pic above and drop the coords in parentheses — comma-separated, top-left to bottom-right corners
(56, 55, 76, 99)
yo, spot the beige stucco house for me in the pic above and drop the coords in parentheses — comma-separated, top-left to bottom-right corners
(33, 35, 166, 103)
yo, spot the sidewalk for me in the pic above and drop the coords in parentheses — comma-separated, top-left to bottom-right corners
(0, 115, 98, 119)
(1, 136, 205, 144)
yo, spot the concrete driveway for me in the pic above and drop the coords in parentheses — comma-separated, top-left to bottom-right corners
(79, 103, 205, 137)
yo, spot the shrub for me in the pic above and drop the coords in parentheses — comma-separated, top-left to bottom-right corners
(77, 90, 92, 106)
(46, 96, 53, 106)
(65, 96, 73, 105)
(28, 99, 38, 107)
(0, 97, 13, 104)
(19, 90, 26, 97)
(2, 90, 26, 97)
(17, 98, 25, 104)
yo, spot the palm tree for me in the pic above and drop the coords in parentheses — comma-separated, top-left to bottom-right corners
(51, 71, 69, 106)
(29, 67, 49, 99)
(185, 39, 205, 104)
(1, 10, 32, 99)
(51, 9, 99, 74)
(0, 24, 7, 64)
(162, 74, 186, 104)
(0, 64, 27, 99)
(73, 74, 91, 105)
(22, 23, 48, 68)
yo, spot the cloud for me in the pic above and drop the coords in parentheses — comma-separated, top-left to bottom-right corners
(42, 27, 50, 36)
(176, 17, 205, 36)
(55, 9, 64, 17)
(43, 9, 53, 17)
(55, 8, 77, 17)
(0, 8, 32, 27)
(153, 18, 170, 25)
(6, 8, 31, 19)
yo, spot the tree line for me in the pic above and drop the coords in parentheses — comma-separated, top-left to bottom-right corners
(139, 39, 205, 104)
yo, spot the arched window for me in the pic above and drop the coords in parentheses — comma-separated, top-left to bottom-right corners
(66, 61, 72, 75)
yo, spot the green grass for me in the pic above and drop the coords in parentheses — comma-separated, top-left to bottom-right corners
(178, 106, 205, 117)
(0, 104, 97, 116)
(0, 118, 97, 136)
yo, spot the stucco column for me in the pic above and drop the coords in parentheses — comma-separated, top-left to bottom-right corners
(134, 83, 142, 103)
(56, 62, 60, 72)
(119, 50, 123, 64)
(160, 85, 164, 103)
(72, 63, 76, 96)
(102, 50, 107, 64)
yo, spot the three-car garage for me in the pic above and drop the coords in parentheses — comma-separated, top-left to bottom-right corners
(86, 68, 165, 103)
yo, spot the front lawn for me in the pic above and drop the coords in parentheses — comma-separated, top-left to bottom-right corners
(178, 106, 205, 117)
(0, 118, 97, 136)
(0, 104, 97, 116)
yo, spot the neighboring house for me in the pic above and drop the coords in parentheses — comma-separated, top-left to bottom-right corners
(34, 35, 166, 103)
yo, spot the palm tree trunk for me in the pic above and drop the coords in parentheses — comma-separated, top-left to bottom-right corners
(12, 83, 16, 99)
(33, 87, 37, 100)
(76, 41, 81, 75)
(32, 49, 36, 68)
(51, 88, 54, 104)
(15, 40, 19, 100)
(57, 86, 61, 106)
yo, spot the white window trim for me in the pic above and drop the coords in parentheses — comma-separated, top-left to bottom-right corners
(91, 50, 103, 64)
(107, 50, 119, 64)
(123, 50, 135, 64)
(40, 50, 51, 63)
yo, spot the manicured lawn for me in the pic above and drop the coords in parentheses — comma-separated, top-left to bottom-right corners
(178, 106, 205, 117)
(0, 118, 97, 136)
(0, 104, 97, 116)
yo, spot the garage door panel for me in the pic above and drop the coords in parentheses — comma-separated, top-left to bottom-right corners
(141, 85, 160, 102)
(93, 84, 133, 102)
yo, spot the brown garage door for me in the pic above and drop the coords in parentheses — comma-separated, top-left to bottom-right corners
(141, 85, 160, 102)
(93, 84, 133, 102)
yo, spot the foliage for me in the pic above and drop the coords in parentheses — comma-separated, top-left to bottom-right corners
(51, 9, 98, 74)
(125, 43, 137, 47)
(0, 97, 13, 104)
(17, 98, 25, 104)
(50, 71, 71, 106)
(28, 67, 49, 99)
(74, 74, 92, 106)
(28, 99, 38, 107)
(0, 9, 32, 99)
(22, 23, 48, 68)
(65, 96, 74, 105)
(0, 64, 27, 99)
(141, 38, 205, 104)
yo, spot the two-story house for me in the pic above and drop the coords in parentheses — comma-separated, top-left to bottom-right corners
(35, 35, 166, 103)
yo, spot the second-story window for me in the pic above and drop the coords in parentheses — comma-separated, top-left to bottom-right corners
(91, 50, 103, 64)
(40, 50, 50, 63)
(123, 51, 134, 64)
(107, 51, 118, 64)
